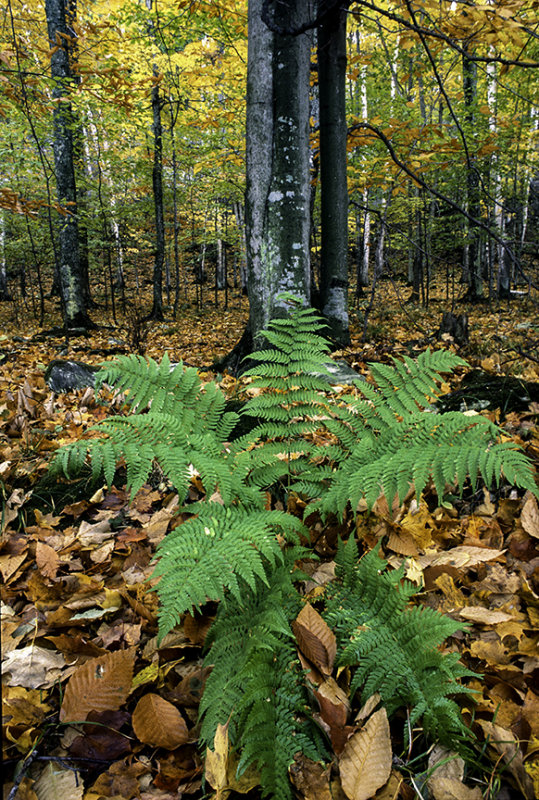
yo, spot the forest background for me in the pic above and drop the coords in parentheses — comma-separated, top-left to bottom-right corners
(2, 0, 539, 799)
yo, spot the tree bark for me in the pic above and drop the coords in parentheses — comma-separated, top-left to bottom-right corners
(317, 0, 350, 344)
(45, 0, 92, 328)
(149, 65, 165, 320)
(462, 49, 484, 300)
(245, 0, 312, 348)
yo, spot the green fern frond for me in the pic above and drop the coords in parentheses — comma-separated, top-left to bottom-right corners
(154, 503, 307, 639)
(325, 540, 475, 747)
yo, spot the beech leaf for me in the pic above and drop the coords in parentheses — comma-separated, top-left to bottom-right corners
(292, 602, 336, 676)
(339, 707, 392, 800)
(132, 693, 188, 750)
(60, 648, 135, 722)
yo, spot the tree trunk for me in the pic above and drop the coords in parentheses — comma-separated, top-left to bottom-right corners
(245, 0, 312, 348)
(0, 210, 12, 301)
(462, 50, 484, 300)
(149, 65, 165, 320)
(45, 0, 92, 329)
(317, 0, 350, 345)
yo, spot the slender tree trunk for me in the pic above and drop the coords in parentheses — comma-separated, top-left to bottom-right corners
(0, 210, 12, 301)
(462, 49, 483, 300)
(45, 0, 92, 328)
(149, 65, 165, 319)
(317, 0, 350, 345)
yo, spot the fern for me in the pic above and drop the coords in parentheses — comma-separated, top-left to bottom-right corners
(48, 353, 242, 502)
(46, 297, 539, 799)
(325, 538, 476, 747)
(200, 557, 325, 800)
(318, 354, 538, 515)
(153, 502, 306, 637)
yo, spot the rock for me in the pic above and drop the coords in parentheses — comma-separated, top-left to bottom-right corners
(315, 360, 366, 385)
(436, 371, 539, 415)
(45, 360, 99, 393)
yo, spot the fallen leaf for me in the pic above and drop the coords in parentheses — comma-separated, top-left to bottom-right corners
(290, 754, 332, 800)
(205, 721, 259, 798)
(292, 602, 336, 676)
(60, 648, 135, 722)
(521, 495, 539, 538)
(457, 607, 514, 624)
(36, 541, 60, 579)
(33, 763, 83, 800)
(2, 645, 66, 689)
(418, 546, 505, 569)
(132, 693, 189, 750)
(478, 720, 535, 800)
(339, 707, 392, 800)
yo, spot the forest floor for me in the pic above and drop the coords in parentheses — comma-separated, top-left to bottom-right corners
(1, 279, 539, 800)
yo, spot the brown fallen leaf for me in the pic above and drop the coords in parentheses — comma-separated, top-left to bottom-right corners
(35, 541, 60, 580)
(339, 707, 392, 800)
(457, 606, 514, 625)
(33, 763, 83, 800)
(521, 495, 539, 539)
(478, 719, 535, 800)
(427, 746, 482, 800)
(292, 602, 336, 676)
(60, 648, 135, 722)
(289, 754, 333, 800)
(132, 693, 189, 750)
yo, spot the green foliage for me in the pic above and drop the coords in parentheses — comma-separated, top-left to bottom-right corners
(154, 503, 305, 638)
(47, 297, 538, 799)
(199, 556, 325, 800)
(48, 352, 243, 503)
(325, 538, 476, 748)
(318, 349, 538, 515)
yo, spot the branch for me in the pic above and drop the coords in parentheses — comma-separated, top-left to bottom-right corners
(352, 0, 539, 68)
(348, 122, 539, 290)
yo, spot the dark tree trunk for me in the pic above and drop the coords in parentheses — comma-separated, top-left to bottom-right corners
(317, 0, 350, 344)
(149, 65, 165, 320)
(45, 0, 92, 329)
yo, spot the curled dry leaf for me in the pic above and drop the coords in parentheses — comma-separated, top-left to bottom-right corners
(205, 721, 259, 798)
(339, 707, 392, 800)
(132, 693, 188, 750)
(457, 606, 514, 625)
(60, 648, 135, 722)
(478, 720, 535, 800)
(3, 645, 66, 689)
(426, 746, 483, 800)
(292, 601, 336, 676)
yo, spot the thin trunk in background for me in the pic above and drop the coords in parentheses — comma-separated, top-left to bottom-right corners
(149, 62, 165, 319)
(462, 48, 483, 300)
(317, 0, 350, 345)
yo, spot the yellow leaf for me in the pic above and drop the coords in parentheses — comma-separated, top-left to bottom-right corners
(339, 707, 392, 800)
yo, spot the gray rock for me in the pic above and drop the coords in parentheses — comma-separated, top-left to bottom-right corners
(314, 360, 366, 385)
(45, 360, 99, 393)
